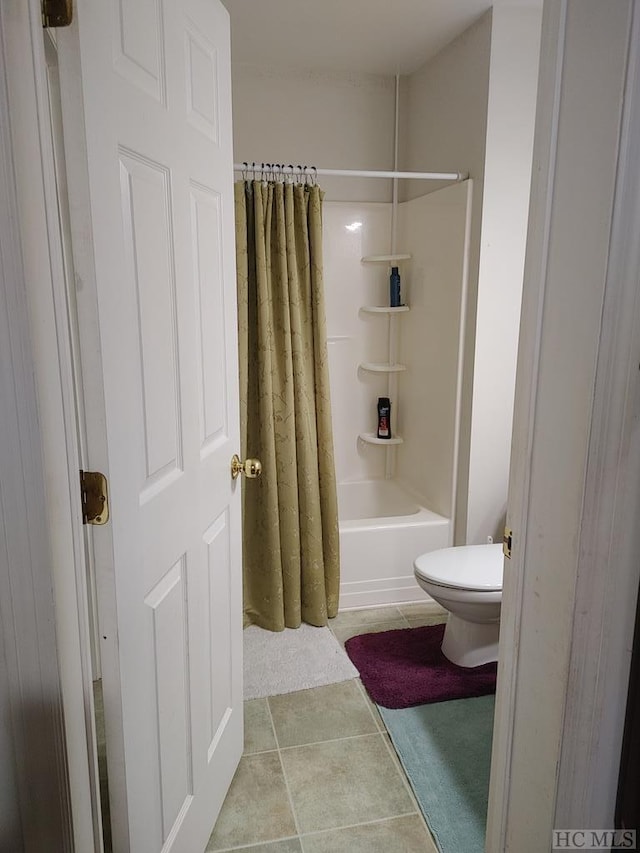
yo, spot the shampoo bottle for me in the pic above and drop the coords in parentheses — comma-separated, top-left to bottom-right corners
(390, 266, 401, 307)
(377, 397, 391, 439)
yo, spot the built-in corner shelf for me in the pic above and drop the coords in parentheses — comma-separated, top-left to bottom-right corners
(358, 252, 411, 457)
(361, 253, 411, 263)
(361, 305, 410, 314)
(359, 433, 404, 446)
(359, 362, 407, 373)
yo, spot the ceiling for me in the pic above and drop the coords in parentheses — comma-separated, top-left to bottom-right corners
(221, 0, 494, 76)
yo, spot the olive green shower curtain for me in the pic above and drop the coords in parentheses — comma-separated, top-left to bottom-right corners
(234, 179, 340, 631)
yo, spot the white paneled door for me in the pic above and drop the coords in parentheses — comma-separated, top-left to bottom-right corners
(61, 1, 242, 850)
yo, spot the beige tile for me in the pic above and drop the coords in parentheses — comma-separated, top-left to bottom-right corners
(407, 616, 447, 628)
(244, 699, 277, 754)
(329, 607, 407, 632)
(206, 753, 296, 851)
(280, 734, 415, 834)
(302, 815, 438, 853)
(332, 619, 408, 648)
(355, 678, 386, 733)
(380, 734, 422, 813)
(397, 602, 447, 620)
(268, 681, 377, 748)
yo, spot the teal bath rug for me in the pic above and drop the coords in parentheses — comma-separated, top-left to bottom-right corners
(379, 694, 495, 853)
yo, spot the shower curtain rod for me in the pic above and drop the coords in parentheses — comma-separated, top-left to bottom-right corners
(234, 163, 467, 182)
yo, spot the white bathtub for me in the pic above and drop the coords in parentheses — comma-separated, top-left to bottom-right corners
(338, 479, 451, 609)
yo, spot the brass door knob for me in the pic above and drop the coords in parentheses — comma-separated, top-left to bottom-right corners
(231, 454, 262, 480)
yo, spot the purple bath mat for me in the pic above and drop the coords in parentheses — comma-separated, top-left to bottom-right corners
(345, 624, 497, 709)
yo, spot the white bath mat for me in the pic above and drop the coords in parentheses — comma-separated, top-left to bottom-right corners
(243, 623, 359, 700)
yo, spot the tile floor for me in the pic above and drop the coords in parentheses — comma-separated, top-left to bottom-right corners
(206, 603, 447, 853)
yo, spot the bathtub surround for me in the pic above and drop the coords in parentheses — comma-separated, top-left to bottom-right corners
(345, 624, 497, 709)
(324, 187, 470, 499)
(236, 180, 340, 630)
(324, 186, 470, 608)
(396, 182, 470, 519)
(379, 695, 495, 853)
(243, 624, 357, 700)
(338, 481, 449, 609)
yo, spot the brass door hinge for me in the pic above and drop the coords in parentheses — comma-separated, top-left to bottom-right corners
(503, 527, 513, 559)
(80, 471, 109, 526)
(42, 0, 72, 28)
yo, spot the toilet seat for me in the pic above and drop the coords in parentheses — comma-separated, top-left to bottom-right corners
(414, 543, 503, 592)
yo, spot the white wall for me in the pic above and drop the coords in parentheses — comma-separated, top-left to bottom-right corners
(230, 64, 395, 202)
(465, 1, 543, 545)
(401, 5, 543, 545)
(399, 13, 492, 541)
(396, 182, 470, 517)
(400, 11, 491, 200)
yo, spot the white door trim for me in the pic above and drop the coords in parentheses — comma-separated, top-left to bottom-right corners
(0, 0, 102, 850)
(487, 1, 638, 848)
(554, 0, 640, 826)
(0, 23, 72, 850)
(485, 2, 568, 847)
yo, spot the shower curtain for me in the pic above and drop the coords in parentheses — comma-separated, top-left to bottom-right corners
(234, 179, 340, 631)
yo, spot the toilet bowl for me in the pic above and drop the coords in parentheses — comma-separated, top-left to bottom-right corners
(413, 543, 504, 668)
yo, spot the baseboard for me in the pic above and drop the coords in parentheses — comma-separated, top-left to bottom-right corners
(338, 575, 442, 610)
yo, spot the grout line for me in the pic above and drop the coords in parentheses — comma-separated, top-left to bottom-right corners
(242, 746, 279, 757)
(330, 605, 407, 627)
(377, 727, 436, 842)
(278, 731, 382, 752)
(334, 619, 412, 647)
(299, 812, 421, 841)
(211, 833, 301, 853)
(298, 818, 307, 852)
(378, 725, 423, 806)
(354, 678, 387, 733)
(265, 695, 303, 840)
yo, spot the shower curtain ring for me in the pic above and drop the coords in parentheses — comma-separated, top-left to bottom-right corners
(242, 161, 248, 181)
(312, 166, 318, 186)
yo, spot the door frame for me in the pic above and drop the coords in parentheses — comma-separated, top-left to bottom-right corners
(4, 0, 640, 850)
(0, 15, 73, 852)
(487, 0, 640, 848)
(0, 1, 101, 850)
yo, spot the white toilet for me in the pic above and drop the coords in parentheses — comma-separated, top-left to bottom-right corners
(413, 543, 504, 668)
